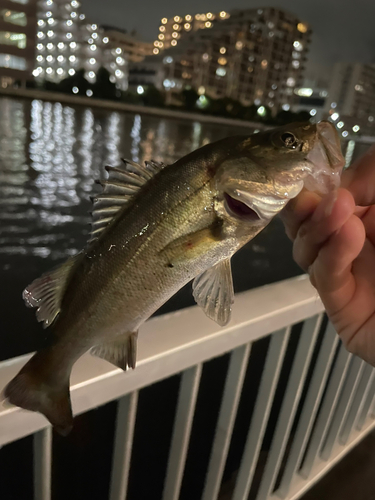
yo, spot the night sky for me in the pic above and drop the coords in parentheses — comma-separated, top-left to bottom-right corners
(81, 0, 375, 81)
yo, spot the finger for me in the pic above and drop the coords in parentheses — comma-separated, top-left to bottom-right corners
(342, 144, 375, 206)
(310, 215, 365, 301)
(293, 189, 355, 271)
(361, 205, 375, 246)
(280, 189, 321, 240)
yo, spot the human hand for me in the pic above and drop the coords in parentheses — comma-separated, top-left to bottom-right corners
(281, 146, 375, 365)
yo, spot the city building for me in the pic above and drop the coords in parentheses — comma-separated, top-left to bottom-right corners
(0, 0, 37, 88)
(149, 7, 311, 112)
(291, 78, 328, 121)
(102, 26, 153, 63)
(324, 62, 375, 136)
(33, 0, 127, 91)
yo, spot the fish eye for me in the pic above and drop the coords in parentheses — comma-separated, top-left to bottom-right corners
(281, 132, 297, 148)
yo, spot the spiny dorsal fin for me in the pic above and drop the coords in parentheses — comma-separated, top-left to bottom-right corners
(22, 253, 81, 328)
(89, 158, 165, 244)
(192, 258, 234, 326)
(90, 331, 138, 370)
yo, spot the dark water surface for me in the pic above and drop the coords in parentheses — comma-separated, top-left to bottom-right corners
(0, 96, 372, 500)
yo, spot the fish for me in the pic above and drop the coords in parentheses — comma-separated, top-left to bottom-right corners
(3, 120, 344, 435)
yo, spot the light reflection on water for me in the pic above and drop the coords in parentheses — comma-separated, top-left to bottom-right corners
(0, 97, 253, 267)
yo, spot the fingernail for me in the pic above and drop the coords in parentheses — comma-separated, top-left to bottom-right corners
(312, 191, 337, 222)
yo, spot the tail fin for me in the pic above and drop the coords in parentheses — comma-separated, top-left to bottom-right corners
(4, 351, 73, 436)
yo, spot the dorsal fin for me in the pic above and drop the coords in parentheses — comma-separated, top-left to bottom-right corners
(89, 158, 165, 244)
(22, 253, 81, 328)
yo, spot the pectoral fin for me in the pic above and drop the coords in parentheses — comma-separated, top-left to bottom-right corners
(160, 223, 223, 267)
(90, 331, 138, 370)
(192, 258, 234, 326)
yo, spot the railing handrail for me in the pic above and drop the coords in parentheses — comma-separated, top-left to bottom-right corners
(0, 274, 323, 446)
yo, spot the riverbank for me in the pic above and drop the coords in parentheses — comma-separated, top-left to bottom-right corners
(0, 86, 266, 130)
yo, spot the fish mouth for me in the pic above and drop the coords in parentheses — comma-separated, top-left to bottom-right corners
(224, 189, 293, 221)
(304, 121, 345, 193)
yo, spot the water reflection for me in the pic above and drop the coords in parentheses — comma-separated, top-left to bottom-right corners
(0, 97, 256, 268)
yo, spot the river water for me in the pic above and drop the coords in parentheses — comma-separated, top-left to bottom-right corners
(0, 96, 372, 500)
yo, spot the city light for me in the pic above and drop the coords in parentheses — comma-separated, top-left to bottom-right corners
(89, 58, 96, 64)
(161, 18, 167, 24)
(337, 121, 344, 128)
(342, 131, 349, 137)
(205, 21, 212, 28)
(220, 47, 226, 54)
(71, 11, 77, 18)
(47, 30, 54, 37)
(286, 77, 296, 87)
(46, 55, 53, 62)
(297, 23, 308, 33)
(115, 69, 122, 77)
(66, 33, 72, 39)
(91, 24, 97, 30)
(158, 34, 164, 40)
(92, 33, 98, 39)
(90, 44, 97, 51)
(352, 125, 360, 132)
(293, 41, 303, 51)
(309, 109, 317, 116)
(202, 53, 209, 61)
(153, 48, 159, 54)
(37, 43, 44, 50)
(88, 71, 95, 78)
(219, 11, 226, 17)
(47, 43, 54, 50)
(163, 56, 173, 64)
(86, 89, 93, 96)
(174, 16, 181, 22)
(46, 11, 52, 17)
(36, 55, 43, 62)
(172, 32, 178, 38)
(37, 20, 45, 26)
(68, 68, 75, 75)
(236, 41, 243, 50)
(331, 102, 337, 108)
(185, 15, 192, 21)
(69, 55, 76, 62)
(184, 23, 191, 30)
(216, 67, 226, 76)
(48, 18, 54, 24)
(66, 20, 73, 26)
(292, 60, 300, 68)
(46, 67, 53, 74)
(137, 85, 144, 94)
(331, 112, 339, 121)
(261, 59, 268, 68)
(369, 116, 374, 122)
(171, 40, 177, 46)
(198, 86, 205, 95)
(207, 12, 213, 19)
(173, 24, 179, 30)
(56, 68, 63, 75)
(103, 37, 109, 43)
(257, 106, 266, 116)
(69, 42, 76, 48)
(282, 104, 290, 111)
(115, 48, 122, 54)
(71, 0, 79, 7)
(72, 86, 79, 93)
(218, 57, 227, 65)
(57, 55, 64, 62)
(159, 26, 165, 32)
(296, 88, 313, 96)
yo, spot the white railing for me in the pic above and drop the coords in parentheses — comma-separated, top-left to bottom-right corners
(1, 275, 374, 500)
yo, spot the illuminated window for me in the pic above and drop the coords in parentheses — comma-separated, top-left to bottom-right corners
(0, 31, 26, 49)
(297, 23, 308, 33)
(1, 10, 27, 26)
(10, 0, 29, 3)
(0, 53, 26, 69)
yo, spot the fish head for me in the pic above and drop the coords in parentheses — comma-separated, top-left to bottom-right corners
(214, 121, 344, 228)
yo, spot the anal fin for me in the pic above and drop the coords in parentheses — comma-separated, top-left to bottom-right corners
(90, 331, 138, 371)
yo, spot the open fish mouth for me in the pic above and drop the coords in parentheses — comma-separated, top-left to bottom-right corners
(224, 188, 297, 221)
